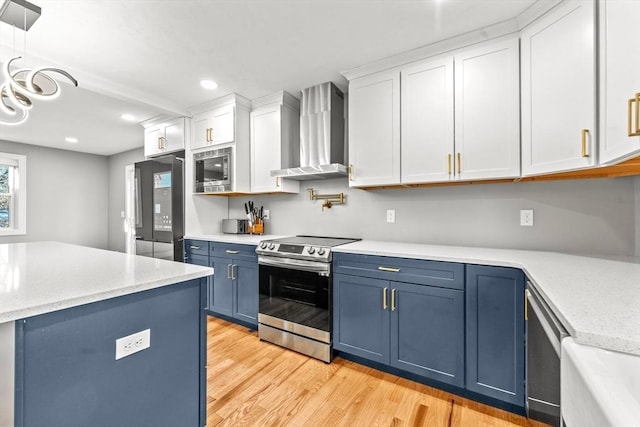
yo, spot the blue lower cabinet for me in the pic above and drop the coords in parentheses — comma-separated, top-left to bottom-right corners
(390, 281, 464, 387)
(333, 274, 390, 364)
(466, 264, 526, 407)
(233, 259, 258, 324)
(333, 273, 464, 387)
(210, 256, 234, 318)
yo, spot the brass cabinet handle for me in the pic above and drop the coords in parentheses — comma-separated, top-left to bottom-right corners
(378, 266, 400, 273)
(629, 94, 640, 137)
(205, 128, 210, 142)
(581, 129, 589, 157)
(190, 245, 200, 250)
(391, 289, 396, 312)
(157, 137, 162, 150)
(525, 289, 529, 321)
(348, 164, 354, 181)
(161, 136, 166, 149)
(225, 250, 239, 254)
(447, 154, 452, 175)
(456, 152, 461, 174)
(275, 177, 280, 188)
(226, 264, 232, 280)
(231, 264, 236, 280)
(382, 287, 388, 310)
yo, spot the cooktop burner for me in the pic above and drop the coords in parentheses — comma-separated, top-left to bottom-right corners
(256, 235, 360, 263)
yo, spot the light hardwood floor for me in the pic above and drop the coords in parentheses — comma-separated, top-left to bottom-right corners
(206, 316, 548, 427)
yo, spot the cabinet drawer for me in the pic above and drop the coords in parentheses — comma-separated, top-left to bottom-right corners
(333, 253, 464, 290)
(210, 242, 257, 261)
(185, 254, 209, 268)
(185, 240, 209, 257)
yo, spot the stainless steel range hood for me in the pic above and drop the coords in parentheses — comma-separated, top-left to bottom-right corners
(271, 82, 347, 180)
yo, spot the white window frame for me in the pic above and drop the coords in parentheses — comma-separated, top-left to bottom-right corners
(0, 153, 27, 236)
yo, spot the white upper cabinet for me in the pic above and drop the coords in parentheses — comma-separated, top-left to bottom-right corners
(401, 57, 454, 184)
(599, 0, 640, 164)
(192, 104, 235, 150)
(250, 92, 300, 194)
(521, 0, 596, 176)
(348, 70, 401, 187)
(454, 38, 520, 180)
(143, 117, 187, 157)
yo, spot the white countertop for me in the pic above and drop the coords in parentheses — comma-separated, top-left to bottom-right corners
(0, 242, 213, 323)
(333, 241, 640, 356)
(185, 233, 285, 245)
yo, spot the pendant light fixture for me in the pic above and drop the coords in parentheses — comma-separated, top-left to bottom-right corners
(0, 0, 78, 126)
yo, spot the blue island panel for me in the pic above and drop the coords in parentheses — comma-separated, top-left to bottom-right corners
(15, 278, 206, 427)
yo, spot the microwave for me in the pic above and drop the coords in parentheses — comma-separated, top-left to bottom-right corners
(194, 147, 233, 193)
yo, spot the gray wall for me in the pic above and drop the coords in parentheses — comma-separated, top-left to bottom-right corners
(228, 176, 639, 257)
(107, 148, 145, 252)
(0, 140, 109, 248)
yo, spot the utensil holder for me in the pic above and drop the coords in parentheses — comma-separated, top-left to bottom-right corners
(249, 221, 264, 235)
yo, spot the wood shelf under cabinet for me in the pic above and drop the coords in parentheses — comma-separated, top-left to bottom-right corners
(356, 156, 640, 191)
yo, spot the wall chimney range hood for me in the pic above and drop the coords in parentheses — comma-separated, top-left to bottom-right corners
(271, 82, 347, 180)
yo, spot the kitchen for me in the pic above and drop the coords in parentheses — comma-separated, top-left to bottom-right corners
(1, 0, 639, 426)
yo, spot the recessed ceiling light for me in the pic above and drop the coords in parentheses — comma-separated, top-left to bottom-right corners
(65, 137, 78, 143)
(120, 113, 136, 122)
(200, 79, 218, 90)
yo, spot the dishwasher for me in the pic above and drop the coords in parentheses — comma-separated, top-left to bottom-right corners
(526, 282, 569, 427)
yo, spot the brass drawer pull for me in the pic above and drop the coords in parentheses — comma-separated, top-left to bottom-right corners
(348, 164, 354, 181)
(391, 289, 397, 312)
(378, 266, 400, 273)
(457, 152, 461, 174)
(382, 287, 388, 310)
(225, 250, 239, 254)
(447, 154, 452, 175)
(629, 94, 640, 137)
(581, 129, 589, 157)
(190, 246, 201, 250)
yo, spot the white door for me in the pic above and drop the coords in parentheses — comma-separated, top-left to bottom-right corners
(348, 70, 401, 187)
(521, 0, 596, 176)
(144, 126, 163, 157)
(163, 117, 185, 153)
(454, 38, 520, 180)
(191, 112, 211, 150)
(211, 105, 235, 145)
(599, 0, 640, 164)
(124, 164, 136, 255)
(401, 56, 454, 184)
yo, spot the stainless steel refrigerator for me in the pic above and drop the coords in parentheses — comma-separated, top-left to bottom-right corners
(134, 154, 184, 261)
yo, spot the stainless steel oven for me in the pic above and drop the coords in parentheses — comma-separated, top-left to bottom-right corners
(256, 236, 359, 363)
(526, 282, 569, 427)
(193, 146, 232, 193)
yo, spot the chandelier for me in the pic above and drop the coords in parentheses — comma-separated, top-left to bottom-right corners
(0, 0, 78, 126)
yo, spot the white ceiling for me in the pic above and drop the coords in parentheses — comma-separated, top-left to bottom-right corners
(0, 0, 540, 156)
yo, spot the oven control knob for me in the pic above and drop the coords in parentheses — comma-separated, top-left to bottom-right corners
(268, 243, 276, 250)
(317, 247, 326, 256)
(307, 247, 316, 254)
(259, 242, 267, 249)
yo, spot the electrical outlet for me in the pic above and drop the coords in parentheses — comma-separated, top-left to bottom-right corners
(386, 209, 396, 223)
(115, 329, 150, 360)
(263, 209, 270, 220)
(520, 209, 534, 227)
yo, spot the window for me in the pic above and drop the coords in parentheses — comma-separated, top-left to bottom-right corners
(0, 153, 26, 236)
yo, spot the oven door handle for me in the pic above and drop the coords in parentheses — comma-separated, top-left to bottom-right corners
(258, 256, 331, 276)
(526, 288, 568, 357)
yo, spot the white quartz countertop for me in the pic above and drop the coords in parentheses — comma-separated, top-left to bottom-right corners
(185, 233, 286, 245)
(333, 240, 640, 356)
(0, 242, 213, 323)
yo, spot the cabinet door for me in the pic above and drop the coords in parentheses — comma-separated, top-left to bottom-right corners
(390, 282, 464, 387)
(348, 70, 401, 187)
(233, 259, 258, 325)
(211, 105, 235, 145)
(455, 39, 520, 180)
(210, 256, 233, 317)
(599, 0, 640, 164)
(250, 105, 282, 193)
(144, 126, 164, 157)
(333, 274, 390, 364)
(521, 0, 596, 175)
(192, 112, 211, 150)
(466, 265, 525, 407)
(163, 118, 185, 153)
(401, 57, 454, 184)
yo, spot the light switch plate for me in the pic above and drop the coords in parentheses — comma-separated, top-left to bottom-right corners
(386, 209, 396, 223)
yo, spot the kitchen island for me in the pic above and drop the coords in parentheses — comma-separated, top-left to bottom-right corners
(0, 241, 213, 427)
